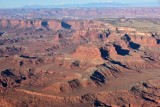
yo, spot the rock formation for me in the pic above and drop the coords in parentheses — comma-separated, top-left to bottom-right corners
(0, 17, 160, 107)
(73, 45, 104, 65)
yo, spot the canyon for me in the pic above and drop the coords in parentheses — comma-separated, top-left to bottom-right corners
(0, 8, 160, 107)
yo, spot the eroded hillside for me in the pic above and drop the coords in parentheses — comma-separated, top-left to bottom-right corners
(0, 18, 160, 107)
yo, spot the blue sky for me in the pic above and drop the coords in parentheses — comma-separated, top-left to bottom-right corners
(0, 0, 159, 8)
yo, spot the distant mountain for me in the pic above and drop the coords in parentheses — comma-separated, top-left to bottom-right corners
(24, 2, 129, 8)
(24, 2, 160, 9)
(133, 2, 160, 7)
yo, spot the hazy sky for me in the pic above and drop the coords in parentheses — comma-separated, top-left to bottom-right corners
(0, 0, 159, 8)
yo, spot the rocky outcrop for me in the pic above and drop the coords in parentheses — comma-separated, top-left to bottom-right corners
(90, 70, 106, 85)
(0, 69, 27, 91)
(81, 78, 160, 107)
(0, 19, 59, 29)
(1, 78, 159, 107)
(10, 19, 20, 27)
(130, 79, 160, 106)
(132, 35, 158, 47)
(0, 46, 23, 57)
(0, 19, 107, 31)
(73, 45, 104, 65)
(48, 20, 61, 30)
(0, 37, 24, 45)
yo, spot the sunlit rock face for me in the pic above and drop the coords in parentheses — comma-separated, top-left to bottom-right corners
(73, 45, 104, 65)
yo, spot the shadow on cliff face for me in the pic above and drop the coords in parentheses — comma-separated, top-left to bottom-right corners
(1, 81, 7, 87)
(152, 34, 160, 44)
(90, 71, 106, 84)
(1, 69, 15, 77)
(121, 34, 131, 42)
(106, 29, 111, 38)
(0, 69, 27, 88)
(68, 79, 82, 89)
(20, 55, 37, 59)
(100, 48, 109, 60)
(94, 100, 108, 107)
(121, 34, 140, 50)
(61, 21, 71, 29)
(41, 21, 49, 28)
(113, 45, 129, 56)
(102, 63, 120, 73)
(129, 42, 140, 50)
(110, 60, 128, 68)
(30, 21, 34, 25)
(99, 34, 103, 39)
(71, 60, 80, 68)
(0, 32, 5, 37)
(157, 39, 160, 44)
(98, 30, 110, 39)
